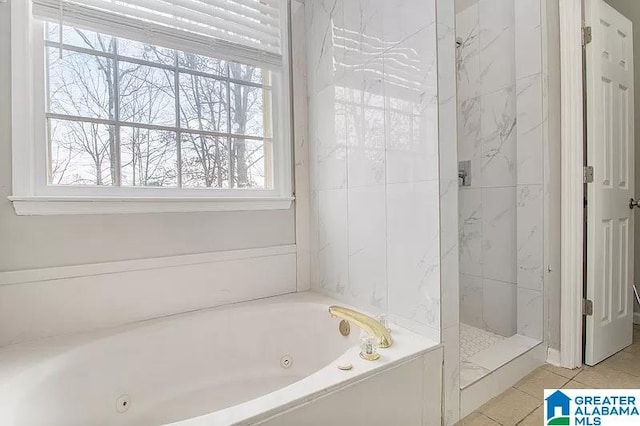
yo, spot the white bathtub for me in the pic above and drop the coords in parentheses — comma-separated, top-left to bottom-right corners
(0, 292, 441, 425)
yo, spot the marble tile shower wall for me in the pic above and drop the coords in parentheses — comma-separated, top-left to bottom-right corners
(305, 0, 441, 340)
(457, 0, 544, 340)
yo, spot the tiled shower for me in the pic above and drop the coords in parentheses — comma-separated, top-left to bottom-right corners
(456, 0, 545, 381)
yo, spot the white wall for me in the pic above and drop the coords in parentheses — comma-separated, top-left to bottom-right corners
(306, 0, 441, 341)
(0, 1, 295, 273)
(0, 246, 297, 346)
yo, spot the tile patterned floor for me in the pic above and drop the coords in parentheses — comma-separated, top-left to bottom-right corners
(456, 325, 640, 425)
(460, 323, 506, 361)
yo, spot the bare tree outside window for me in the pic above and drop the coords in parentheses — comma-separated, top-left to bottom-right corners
(45, 23, 272, 190)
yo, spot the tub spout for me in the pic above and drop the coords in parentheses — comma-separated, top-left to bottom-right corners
(328, 306, 392, 348)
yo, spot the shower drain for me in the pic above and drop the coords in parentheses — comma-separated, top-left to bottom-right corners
(280, 355, 293, 369)
(116, 394, 131, 413)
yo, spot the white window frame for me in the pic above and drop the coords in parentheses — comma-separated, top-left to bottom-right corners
(9, 1, 293, 215)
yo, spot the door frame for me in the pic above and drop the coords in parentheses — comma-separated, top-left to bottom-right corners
(559, 0, 586, 369)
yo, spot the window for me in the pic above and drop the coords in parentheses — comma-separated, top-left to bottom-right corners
(10, 0, 292, 215)
(46, 24, 273, 190)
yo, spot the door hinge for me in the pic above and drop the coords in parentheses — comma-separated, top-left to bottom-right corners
(583, 299, 594, 316)
(584, 166, 594, 183)
(582, 26, 592, 46)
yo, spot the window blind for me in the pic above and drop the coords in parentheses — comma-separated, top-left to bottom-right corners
(32, 0, 284, 69)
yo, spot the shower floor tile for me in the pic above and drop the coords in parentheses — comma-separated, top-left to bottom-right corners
(460, 329, 541, 389)
(460, 323, 506, 361)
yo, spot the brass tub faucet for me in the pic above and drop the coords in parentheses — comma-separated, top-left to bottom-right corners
(328, 306, 393, 349)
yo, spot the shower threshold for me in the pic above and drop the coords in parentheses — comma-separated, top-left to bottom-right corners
(460, 324, 541, 388)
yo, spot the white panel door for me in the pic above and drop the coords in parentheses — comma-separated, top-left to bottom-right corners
(585, 0, 635, 366)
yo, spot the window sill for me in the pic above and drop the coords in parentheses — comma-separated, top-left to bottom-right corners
(8, 196, 294, 216)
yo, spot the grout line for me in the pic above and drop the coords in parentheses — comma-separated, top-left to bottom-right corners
(477, 387, 534, 425)
(514, 401, 542, 425)
(571, 373, 589, 386)
(484, 414, 503, 425)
